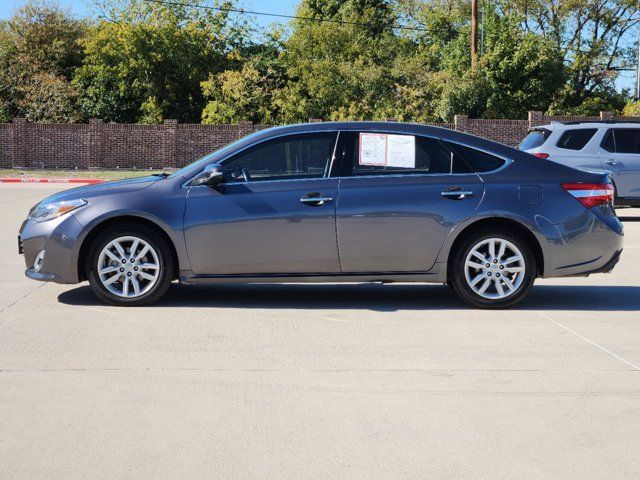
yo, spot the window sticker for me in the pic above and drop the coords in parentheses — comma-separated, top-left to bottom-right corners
(359, 133, 387, 165)
(358, 133, 415, 168)
(386, 134, 415, 168)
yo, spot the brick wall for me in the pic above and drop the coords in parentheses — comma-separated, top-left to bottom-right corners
(0, 112, 621, 170)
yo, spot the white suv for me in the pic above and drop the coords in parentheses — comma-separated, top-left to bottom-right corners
(519, 122, 640, 206)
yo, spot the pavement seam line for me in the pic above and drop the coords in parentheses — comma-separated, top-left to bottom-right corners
(0, 282, 46, 317)
(537, 310, 640, 371)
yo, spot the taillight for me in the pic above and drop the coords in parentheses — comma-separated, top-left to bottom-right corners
(533, 152, 549, 159)
(561, 183, 614, 208)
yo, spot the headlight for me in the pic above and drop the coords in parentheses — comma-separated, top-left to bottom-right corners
(29, 199, 87, 222)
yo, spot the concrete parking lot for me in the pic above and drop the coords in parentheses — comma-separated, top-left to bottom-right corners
(1, 184, 639, 479)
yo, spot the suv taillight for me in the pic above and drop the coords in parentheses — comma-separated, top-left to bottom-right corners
(561, 183, 614, 208)
(533, 152, 549, 159)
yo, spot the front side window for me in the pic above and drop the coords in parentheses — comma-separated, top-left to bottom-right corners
(556, 129, 597, 150)
(222, 132, 338, 182)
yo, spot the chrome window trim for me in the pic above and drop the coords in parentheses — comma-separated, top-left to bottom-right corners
(183, 129, 340, 188)
(183, 127, 514, 188)
(341, 134, 513, 179)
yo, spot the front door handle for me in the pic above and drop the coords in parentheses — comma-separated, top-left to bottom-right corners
(300, 192, 333, 206)
(441, 187, 474, 200)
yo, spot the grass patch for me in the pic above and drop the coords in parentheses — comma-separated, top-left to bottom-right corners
(0, 169, 160, 180)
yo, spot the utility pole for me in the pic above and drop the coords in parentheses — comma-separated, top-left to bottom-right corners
(471, 0, 478, 71)
(636, 27, 640, 101)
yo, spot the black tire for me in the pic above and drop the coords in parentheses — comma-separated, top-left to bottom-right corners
(450, 228, 537, 309)
(86, 223, 173, 306)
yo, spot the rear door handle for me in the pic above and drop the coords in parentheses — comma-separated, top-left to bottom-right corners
(605, 159, 620, 166)
(300, 192, 333, 206)
(441, 188, 474, 200)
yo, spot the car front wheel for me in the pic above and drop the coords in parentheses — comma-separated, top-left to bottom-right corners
(86, 224, 173, 306)
(450, 229, 537, 308)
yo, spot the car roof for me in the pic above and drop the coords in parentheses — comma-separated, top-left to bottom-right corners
(532, 121, 640, 131)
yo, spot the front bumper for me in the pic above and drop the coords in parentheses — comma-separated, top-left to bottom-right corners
(19, 214, 84, 284)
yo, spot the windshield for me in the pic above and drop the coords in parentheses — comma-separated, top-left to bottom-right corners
(169, 130, 265, 178)
(518, 128, 551, 150)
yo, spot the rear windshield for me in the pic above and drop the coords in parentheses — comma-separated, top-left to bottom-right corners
(518, 129, 550, 150)
(556, 128, 597, 150)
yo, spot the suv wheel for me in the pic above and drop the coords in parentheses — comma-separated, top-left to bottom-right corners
(450, 228, 537, 308)
(87, 224, 173, 306)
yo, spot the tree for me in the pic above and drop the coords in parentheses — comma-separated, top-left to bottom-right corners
(276, 0, 402, 121)
(201, 31, 288, 124)
(74, 0, 247, 123)
(503, 0, 639, 112)
(0, 1, 86, 122)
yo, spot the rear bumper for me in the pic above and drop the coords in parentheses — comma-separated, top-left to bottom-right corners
(537, 208, 624, 278)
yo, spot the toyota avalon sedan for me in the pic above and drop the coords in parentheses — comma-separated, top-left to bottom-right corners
(19, 122, 623, 308)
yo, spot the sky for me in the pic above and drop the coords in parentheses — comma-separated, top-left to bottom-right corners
(0, 0, 637, 94)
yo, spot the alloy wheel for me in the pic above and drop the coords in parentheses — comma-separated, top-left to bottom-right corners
(97, 235, 160, 298)
(463, 238, 526, 300)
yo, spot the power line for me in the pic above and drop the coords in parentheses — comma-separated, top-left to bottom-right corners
(139, 0, 428, 32)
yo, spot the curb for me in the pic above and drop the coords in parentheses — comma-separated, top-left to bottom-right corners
(0, 178, 105, 184)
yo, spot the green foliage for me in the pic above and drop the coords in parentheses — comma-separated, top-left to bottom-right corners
(201, 32, 288, 124)
(1, 0, 637, 124)
(74, 0, 248, 123)
(623, 101, 640, 117)
(0, 1, 86, 122)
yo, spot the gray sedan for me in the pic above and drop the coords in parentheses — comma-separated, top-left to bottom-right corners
(19, 122, 623, 308)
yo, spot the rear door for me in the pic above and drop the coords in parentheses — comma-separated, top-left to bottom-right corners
(599, 128, 640, 199)
(334, 131, 484, 273)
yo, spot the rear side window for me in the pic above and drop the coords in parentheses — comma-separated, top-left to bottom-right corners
(445, 142, 506, 173)
(345, 133, 462, 176)
(556, 129, 597, 150)
(518, 129, 550, 150)
(603, 129, 640, 154)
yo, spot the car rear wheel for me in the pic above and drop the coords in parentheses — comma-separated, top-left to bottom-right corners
(87, 224, 173, 306)
(450, 228, 537, 308)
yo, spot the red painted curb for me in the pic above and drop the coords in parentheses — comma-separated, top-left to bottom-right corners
(0, 178, 105, 184)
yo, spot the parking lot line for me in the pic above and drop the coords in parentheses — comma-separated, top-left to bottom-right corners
(536, 311, 640, 371)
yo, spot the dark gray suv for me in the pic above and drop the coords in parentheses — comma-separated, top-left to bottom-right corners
(19, 122, 623, 308)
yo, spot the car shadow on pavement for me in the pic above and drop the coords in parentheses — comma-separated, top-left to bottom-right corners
(58, 283, 640, 312)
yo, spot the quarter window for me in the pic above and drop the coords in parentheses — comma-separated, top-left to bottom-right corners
(556, 129, 597, 150)
(445, 142, 505, 172)
(222, 132, 338, 182)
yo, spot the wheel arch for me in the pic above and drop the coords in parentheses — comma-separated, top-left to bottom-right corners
(77, 215, 180, 282)
(446, 217, 544, 282)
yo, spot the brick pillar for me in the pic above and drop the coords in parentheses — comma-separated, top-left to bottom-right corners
(88, 119, 103, 169)
(600, 111, 614, 121)
(454, 115, 469, 134)
(528, 111, 543, 128)
(238, 120, 254, 137)
(10, 118, 27, 168)
(163, 119, 178, 169)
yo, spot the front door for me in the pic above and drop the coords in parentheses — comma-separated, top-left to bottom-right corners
(599, 128, 640, 199)
(335, 131, 484, 273)
(184, 132, 341, 275)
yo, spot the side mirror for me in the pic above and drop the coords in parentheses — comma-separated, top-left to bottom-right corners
(192, 163, 224, 187)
